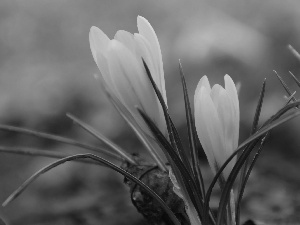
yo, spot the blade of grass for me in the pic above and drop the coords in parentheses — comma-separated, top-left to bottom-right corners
(169, 117, 194, 176)
(235, 133, 268, 225)
(143, 60, 207, 218)
(0, 124, 122, 160)
(288, 44, 300, 62)
(285, 91, 297, 105)
(274, 70, 297, 103)
(203, 140, 251, 225)
(251, 79, 267, 134)
(0, 217, 6, 225)
(236, 79, 266, 221)
(179, 60, 205, 198)
(0, 146, 103, 165)
(104, 87, 167, 171)
(216, 108, 300, 225)
(240, 101, 300, 151)
(0, 146, 69, 159)
(144, 59, 216, 223)
(138, 108, 205, 218)
(2, 153, 181, 225)
(205, 101, 300, 225)
(288, 71, 300, 88)
(143, 59, 177, 150)
(66, 113, 136, 165)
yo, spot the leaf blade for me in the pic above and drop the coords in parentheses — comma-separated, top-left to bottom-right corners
(0, 124, 122, 160)
(3, 153, 181, 225)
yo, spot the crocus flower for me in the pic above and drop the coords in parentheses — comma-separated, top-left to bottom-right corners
(89, 16, 167, 136)
(194, 75, 239, 178)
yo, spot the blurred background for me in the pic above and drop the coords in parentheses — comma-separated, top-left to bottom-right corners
(0, 0, 300, 224)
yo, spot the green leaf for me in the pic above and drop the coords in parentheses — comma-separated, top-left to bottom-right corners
(274, 70, 297, 102)
(169, 116, 194, 177)
(66, 113, 136, 165)
(288, 71, 300, 89)
(0, 146, 101, 165)
(137, 108, 204, 219)
(142, 59, 177, 150)
(216, 105, 300, 225)
(288, 44, 300, 62)
(102, 83, 167, 171)
(3, 153, 181, 225)
(203, 139, 246, 225)
(236, 79, 266, 223)
(0, 217, 6, 225)
(203, 101, 300, 225)
(0, 124, 122, 160)
(178, 61, 205, 198)
(235, 133, 268, 225)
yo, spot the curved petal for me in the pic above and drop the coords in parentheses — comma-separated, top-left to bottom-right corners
(114, 30, 137, 55)
(89, 26, 110, 64)
(89, 27, 111, 89)
(195, 86, 224, 175)
(134, 34, 157, 85)
(137, 16, 166, 105)
(210, 84, 224, 110)
(106, 40, 161, 125)
(133, 33, 167, 103)
(212, 86, 236, 176)
(194, 75, 211, 106)
(224, 74, 240, 148)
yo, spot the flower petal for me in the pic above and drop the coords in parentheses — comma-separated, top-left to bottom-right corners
(194, 75, 211, 105)
(106, 40, 161, 126)
(211, 85, 236, 176)
(89, 26, 110, 64)
(89, 27, 112, 89)
(114, 30, 137, 55)
(134, 34, 157, 82)
(195, 86, 224, 174)
(224, 74, 239, 148)
(137, 16, 166, 105)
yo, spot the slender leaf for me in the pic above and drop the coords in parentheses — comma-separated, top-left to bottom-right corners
(0, 217, 6, 225)
(67, 113, 136, 165)
(216, 108, 300, 225)
(0, 124, 122, 160)
(235, 133, 268, 225)
(142, 59, 177, 150)
(0, 146, 101, 165)
(274, 70, 297, 103)
(251, 79, 266, 134)
(285, 91, 297, 105)
(288, 44, 300, 62)
(179, 61, 205, 198)
(138, 108, 205, 218)
(3, 153, 181, 225)
(169, 117, 194, 176)
(203, 141, 249, 225)
(237, 79, 266, 220)
(289, 71, 300, 88)
(205, 102, 300, 225)
(103, 84, 167, 171)
(240, 103, 300, 151)
(143, 60, 208, 218)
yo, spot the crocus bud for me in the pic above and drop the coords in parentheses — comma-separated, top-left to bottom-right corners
(89, 16, 167, 136)
(194, 75, 239, 178)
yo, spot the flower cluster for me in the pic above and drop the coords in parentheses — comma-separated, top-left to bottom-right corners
(90, 16, 240, 225)
(2, 13, 300, 225)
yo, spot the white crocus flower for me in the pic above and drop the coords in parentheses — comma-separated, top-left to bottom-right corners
(89, 16, 167, 137)
(194, 75, 239, 178)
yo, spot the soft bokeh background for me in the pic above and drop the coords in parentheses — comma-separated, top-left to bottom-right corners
(0, 0, 300, 224)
